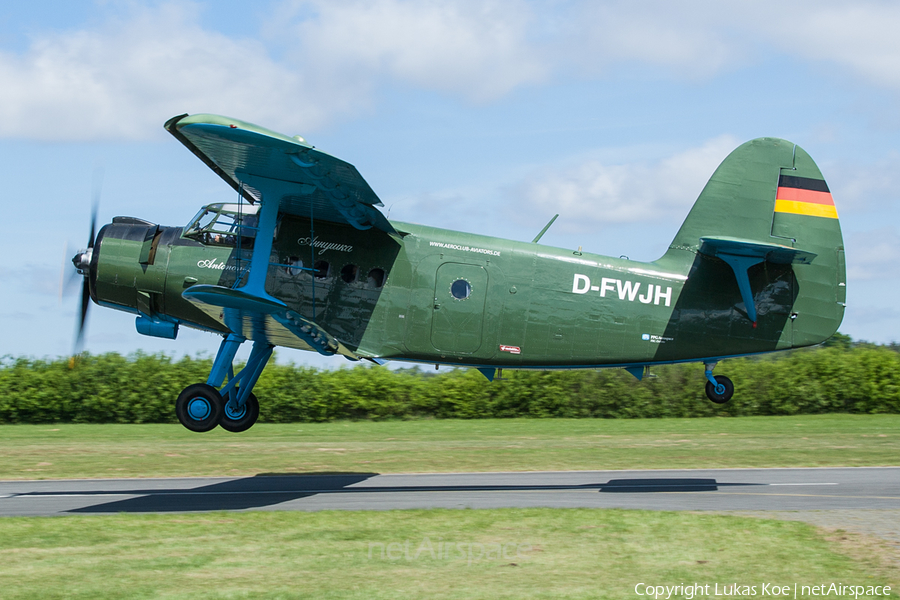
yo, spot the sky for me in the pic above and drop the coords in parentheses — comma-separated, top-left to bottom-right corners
(1, 0, 899, 368)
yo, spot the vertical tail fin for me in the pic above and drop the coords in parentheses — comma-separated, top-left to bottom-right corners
(661, 137, 845, 347)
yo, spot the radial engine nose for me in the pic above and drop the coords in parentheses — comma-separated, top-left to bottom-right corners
(72, 248, 93, 274)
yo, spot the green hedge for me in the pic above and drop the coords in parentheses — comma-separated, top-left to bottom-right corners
(1, 345, 899, 424)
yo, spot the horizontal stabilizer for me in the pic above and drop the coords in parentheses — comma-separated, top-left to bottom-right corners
(699, 237, 817, 325)
(699, 236, 817, 264)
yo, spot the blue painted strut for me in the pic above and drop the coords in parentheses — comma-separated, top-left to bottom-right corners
(704, 362, 725, 396)
(219, 340, 274, 410)
(237, 185, 282, 303)
(206, 334, 273, 411)
(717, 253, 764, 324)
(207, 334, 245, 388)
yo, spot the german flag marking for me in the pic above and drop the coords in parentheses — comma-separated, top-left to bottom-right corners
(776, 186, 834, 205)
(774, 199, 838, 219)
(778, 174, 830, 193)
(775, 174, 837, 219)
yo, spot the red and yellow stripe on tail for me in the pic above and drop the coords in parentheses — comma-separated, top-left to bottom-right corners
(774, 174, 838, 219)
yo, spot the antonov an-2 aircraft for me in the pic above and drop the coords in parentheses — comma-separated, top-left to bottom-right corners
(70, 114, 845, 432)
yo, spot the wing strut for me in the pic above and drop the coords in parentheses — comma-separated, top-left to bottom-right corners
(716, 254, 765, 324)
(235, 176, 284, 305)
(310, 191, 317, 321)
(181, 171, 359, 358)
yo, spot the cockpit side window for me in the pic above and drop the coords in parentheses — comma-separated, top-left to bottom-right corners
(183, 204, 260, 247)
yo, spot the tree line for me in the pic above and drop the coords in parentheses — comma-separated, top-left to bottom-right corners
(1, 335, 898, 424)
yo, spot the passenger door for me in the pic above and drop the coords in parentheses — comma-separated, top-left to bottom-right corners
(431, 263, 488, 354)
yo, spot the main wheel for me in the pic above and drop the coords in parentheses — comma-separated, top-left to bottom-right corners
(705, 375, 734, 404)
(176, 384, 224, 432)
(220, 392, 260, 433)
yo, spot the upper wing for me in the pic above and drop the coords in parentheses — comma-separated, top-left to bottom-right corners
(165, 113, 395, 234)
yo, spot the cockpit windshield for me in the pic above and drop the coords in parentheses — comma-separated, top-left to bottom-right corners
(183, 203, 260, 247)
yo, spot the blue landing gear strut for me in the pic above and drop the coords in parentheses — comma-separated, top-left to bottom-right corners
(174, 334, 273, 432)
(703, 362, 734, 404)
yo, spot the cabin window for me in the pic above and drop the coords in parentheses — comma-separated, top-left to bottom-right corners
(286, 257, 304, 276)
(450, 279, 471, 300)
(340, 264, 359, 283)
(314, 261, 330, 279)
(367, 268, 385, 288)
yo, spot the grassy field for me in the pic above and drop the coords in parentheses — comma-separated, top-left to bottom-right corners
(0, 414, 897, 480)
(0, 508, 895, 599)
(2, 417, 898, 598)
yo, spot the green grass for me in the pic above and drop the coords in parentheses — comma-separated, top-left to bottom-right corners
(0, 508, 894, 599)
(1, 414, 898, 480)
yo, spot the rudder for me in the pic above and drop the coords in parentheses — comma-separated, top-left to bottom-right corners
(772, 144, 845, 346)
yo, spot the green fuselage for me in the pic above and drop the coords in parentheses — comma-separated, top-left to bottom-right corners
(80, 117, 847, 433)
(91, 211, 838, 370)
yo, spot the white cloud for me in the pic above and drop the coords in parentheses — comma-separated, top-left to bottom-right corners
(568, 1, 900, 89)
(766, 2, 900, 92)
(829, 163, 900, 216)
(0, 0, 545, 140)
(510, 135, 739, 232)
(4, 1, 900, 141)
(0, 3, 317, 140)
(845, 227, 900, 281)
(568, 2, 746, 80)
(277, 0, 546, 103)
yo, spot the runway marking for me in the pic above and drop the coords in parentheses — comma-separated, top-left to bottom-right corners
(12, 494, 136, 498)
(0, 484, 844, 498)
(669, 492, 900, 501)
(9, 483, 900, 504)
(5, 483, 840, 497)
(12, 489, 899, 502)
(17, 492, 272, 498)
(767, 483, 838, 486)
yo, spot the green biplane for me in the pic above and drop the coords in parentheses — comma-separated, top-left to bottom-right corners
(70, 114, 845, 432)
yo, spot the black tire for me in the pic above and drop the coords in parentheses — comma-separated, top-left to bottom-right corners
(219, 392, 260, 433)
(175, 384, 224, 432)
(705, 375, 734, 404)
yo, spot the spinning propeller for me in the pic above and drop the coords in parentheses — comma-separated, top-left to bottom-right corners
(71, 203, 97, 353)
(65, 169, 102, 357)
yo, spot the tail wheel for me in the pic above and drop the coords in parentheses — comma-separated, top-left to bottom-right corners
(176, 384, 224, 432)
(220, 392, 260, 433)
(705, 375, 734, 404)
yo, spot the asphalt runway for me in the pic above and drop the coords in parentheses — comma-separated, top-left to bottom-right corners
(1, 467, 899, 517)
